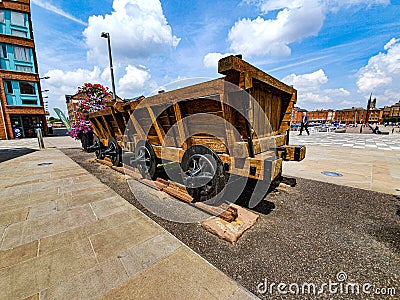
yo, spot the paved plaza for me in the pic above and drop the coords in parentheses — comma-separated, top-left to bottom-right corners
(285, 131, 400, 195)
(292, 131, 400, 151)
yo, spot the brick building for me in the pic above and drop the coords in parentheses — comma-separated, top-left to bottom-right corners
(307, 109, 336, 123)
(292, 107, 307, 124)
(381, 101, 400, 121)
(0, 0, 46, 139)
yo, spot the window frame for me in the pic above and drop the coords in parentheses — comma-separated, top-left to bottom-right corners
(19, 81, 36, 95)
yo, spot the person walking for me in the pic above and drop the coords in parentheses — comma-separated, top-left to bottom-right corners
(299, 112, 310, 135)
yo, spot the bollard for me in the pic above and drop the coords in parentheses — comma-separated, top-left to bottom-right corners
(36, 128, 45, 149)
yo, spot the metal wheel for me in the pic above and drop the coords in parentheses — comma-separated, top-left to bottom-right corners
(134, 140, 157, 180)
(107, 137, 122, 166)
(81, 132, 93, 152)
(93, 135, 105, 159)
(181, 145, 228, 203)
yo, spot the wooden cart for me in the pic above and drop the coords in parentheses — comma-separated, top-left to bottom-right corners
(86, 55, 305, 202)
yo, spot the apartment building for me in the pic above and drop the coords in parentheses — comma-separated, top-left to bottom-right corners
(0, 0, 46, 139)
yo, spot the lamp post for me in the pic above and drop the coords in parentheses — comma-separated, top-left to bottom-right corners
(101, 32, 116, 101)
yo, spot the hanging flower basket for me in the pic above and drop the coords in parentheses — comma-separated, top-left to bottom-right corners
(70, 83, 110, 140)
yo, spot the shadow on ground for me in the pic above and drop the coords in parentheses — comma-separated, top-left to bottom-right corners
(0, 148, 37, 163)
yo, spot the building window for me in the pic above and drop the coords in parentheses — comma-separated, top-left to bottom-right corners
(0, 10, 4, 23)
(11, 29, 27, 38)
(21, 99, 37, 105)
(0, 44, 7, 58)
(16, 65, 33, 72)
(10, 11, 25, 27)
(14, 46, 30, 62)
(4, 80, 13, 93)
(19, 81, 35, 95)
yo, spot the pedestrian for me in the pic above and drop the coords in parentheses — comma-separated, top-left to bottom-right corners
(299, 112, 310, 135)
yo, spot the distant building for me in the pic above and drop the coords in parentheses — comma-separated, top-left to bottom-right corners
(381, 100, 400, 122)
(307, 109, 336, 123)
(0, 0, 46, 139)
(292, 107, 307, 124)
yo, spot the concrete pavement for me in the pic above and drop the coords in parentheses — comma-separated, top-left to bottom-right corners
(285, 132, 400, 195)
(0, 137, 256, 300)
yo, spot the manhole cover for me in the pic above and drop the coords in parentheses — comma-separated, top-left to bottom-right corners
(38, 162, 53, 166)
(321, 171, 343, 177)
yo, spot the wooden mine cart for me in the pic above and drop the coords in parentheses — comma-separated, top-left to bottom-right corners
(86, 55, 305, 202)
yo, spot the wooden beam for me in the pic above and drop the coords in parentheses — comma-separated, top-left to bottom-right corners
(110, 109, 124, 137)
(147, 106, 165, 145)
(233, 134, 287, 157)
(173, 103, 188, 149)
(129, 112, 146, 140)
(88, 108, 112, 118)
(92, 117, 107, 139)
(144, 79, 226, 107)
(218, 55, 295, 95)
(101, 115, 113, 137)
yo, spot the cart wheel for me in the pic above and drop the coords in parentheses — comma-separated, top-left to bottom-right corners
(81, 132, 93, 152)
(108, 137, 122, 167)
(135, 140, 157, 180)
(93, 135, 105, 160)
(181, 145, 228, 203)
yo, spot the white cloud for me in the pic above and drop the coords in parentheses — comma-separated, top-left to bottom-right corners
(230, 0, 389, 57)
(31, 0, 87, 26)
(283, 69, 328, 90)
(118, 65, 151, 97)
(42, 64, 154, 115)
(283, 69, 351, 106)
(41, 67, 104, 115)
(83, 0, 180, 65)
(357, 38, 400, 105)
(203, 52, 234, 69)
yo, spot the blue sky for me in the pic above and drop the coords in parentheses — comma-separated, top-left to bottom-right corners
(30, 0, 400, 116)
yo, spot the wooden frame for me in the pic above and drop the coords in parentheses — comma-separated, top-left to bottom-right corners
(86, 55, 305, 183)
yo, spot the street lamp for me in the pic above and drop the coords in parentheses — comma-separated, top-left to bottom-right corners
(101, 32, 116, 101)
(40, 76, 50, 80)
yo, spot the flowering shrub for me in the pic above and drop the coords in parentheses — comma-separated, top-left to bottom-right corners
(70, 83, 110, 139)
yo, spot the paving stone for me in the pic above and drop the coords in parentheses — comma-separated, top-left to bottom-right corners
(0, 207, 29, 227)
(89, 196, 131, 219)
(39, 210, 139, 256)
(22, 293, 39, 300)
(0, 240, 38, 270)
(1, 189, 61, 214)
(229, 287, 260, 300)
(0, 226, 5, 244)
(27, 201, 58, 220)
(119, 233, 182, 277)
(201, 204, 259, 243)
(99, 247, 239, 300)
(40, 257, 128, 300)
(1, 204, 96, 250)
(56, 188, 113, 211)
(90, 217, 162, 262)
(0, 239, 97, 299)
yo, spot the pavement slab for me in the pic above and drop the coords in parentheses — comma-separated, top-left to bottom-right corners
(0, 239, 97, 299)
(99, 247, 250, 300)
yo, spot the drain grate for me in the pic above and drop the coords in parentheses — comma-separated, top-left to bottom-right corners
(38, 162, 53, 166)
(321, 171, 343, 177)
